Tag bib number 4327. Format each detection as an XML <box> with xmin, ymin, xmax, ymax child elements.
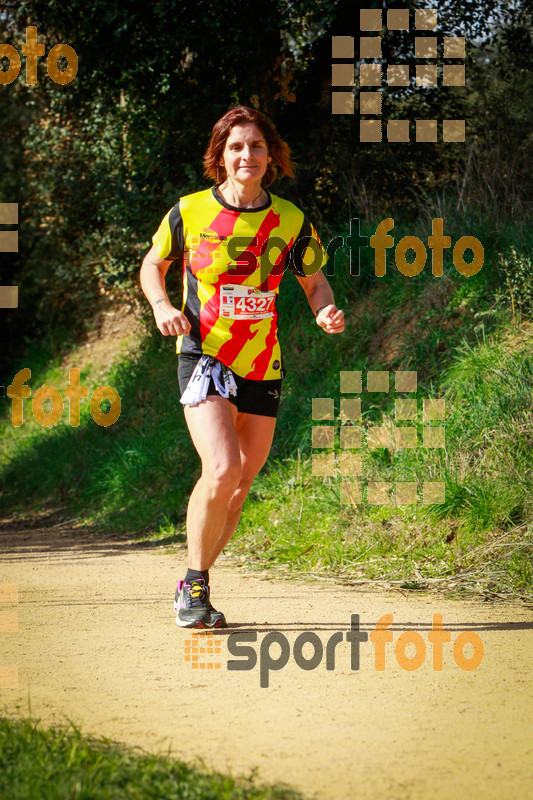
<box><xmin>235</xmin><ymin>295</ymin><xmax>275</xmax><ymax>314</ymax></box>
<box><xmin>220</xmin><ymin>285</ymin><xmax>276</xmax><ymax>319</ymax></box>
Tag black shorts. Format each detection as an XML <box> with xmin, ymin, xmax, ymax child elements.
<box><xmin>177</xmin><ymin>354</ymin><xmax>282</xmax><ymax>418</ymax></box>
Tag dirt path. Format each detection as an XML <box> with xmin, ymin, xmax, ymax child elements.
<box><xmin>1</xmin><ymin>524</ymin><xmax>532</xmax><ymax>799</ymax></box>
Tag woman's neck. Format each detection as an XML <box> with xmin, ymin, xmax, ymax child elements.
<box><xmin>217</xmin><ymin>179</ymin><xmax>265</xmax><ymax>209</ymax></box>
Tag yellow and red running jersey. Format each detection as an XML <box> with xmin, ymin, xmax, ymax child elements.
<box><xmin>152</xmin><ymin>187</ymin><xmax>327</xmax><ymax>380</ymax></box>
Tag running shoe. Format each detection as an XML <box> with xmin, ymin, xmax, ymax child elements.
<box><xmin>174</xmin><ymin>579</ymin><xmax>211</xmax><ymax>628</ymax></box>
<box><xmin>206</xmin><ymin>593</ymin><xmax>227</xmax><ymax>629</ymax></box>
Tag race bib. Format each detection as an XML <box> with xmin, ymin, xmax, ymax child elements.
<box><xmin>220</xmin><ymin>285</ymin><xmax>276</xmax><ymax>320</ymax></box>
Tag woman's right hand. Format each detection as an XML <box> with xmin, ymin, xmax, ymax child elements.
<box><xmin>140</xmin><ymin>246</ymin><xmax>190</xmax><ymax>337</ymax></box>
<box><xmin>152</xmin><ymin>300</ymin><xmax>191</xmax><ymax>337</ymax></box>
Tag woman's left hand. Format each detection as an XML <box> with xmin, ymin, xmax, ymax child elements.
<box><xmin>316</xmin><ymin>305</ymin><xmax>345</xmax><ymax>334</ymax></box>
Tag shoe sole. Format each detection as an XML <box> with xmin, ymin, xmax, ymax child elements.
<box><xmin>175</xmin><ymin>615</ymin><xmax>211</xmax><ymax>629</ymax></box>
<box><xmin>174</xmin><ymin>611</ymin><xmax>227</xmax><ymax>628</ymax></box>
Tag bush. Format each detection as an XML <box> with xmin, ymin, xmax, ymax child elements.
<box><xmin>499</xmin><ymin>247</ymin><xmax>533</xmax><ymax>319</ymax></box>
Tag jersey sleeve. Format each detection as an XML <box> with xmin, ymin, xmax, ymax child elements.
<box><xmin>288</xmin><ymin>216</ymin><xmax>328</xmax><ymax>277</ymax></box>
<box><xmin>152</xmin><ymin>203</ymin><xmax>185</xmax><ymax>261</ymax></box>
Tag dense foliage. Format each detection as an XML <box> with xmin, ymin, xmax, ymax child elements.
<box><xmin>1</xmin><ymin>0</ymin><xmax>532</xmax><ymax>370</ymax></box>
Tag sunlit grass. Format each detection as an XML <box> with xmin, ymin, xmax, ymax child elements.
<box><xmin>0</xmin><ymin>716</ymin><xmax>303</xmax><ymax>800</ymax></box>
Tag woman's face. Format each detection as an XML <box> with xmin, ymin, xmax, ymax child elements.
<box><xmin>219</xmin><ymin>123</ymin><xmax>271</xmax><ymax>186</ymax></box>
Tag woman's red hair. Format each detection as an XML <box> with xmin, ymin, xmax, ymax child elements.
<box><xmin>203</xmin><ymin>106</ymin><xmax>295</xmax><ymax>188</ymax></box>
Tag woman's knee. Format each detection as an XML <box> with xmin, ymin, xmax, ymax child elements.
<box><xmin>202</xmin><ymin>460</ymin><xmax>242</xmax><ymax>498</ymax></box>
<box><xmin>227</xmin><ymin>475</ymin><xmax>256</xmax><ymax>511</ymax></box>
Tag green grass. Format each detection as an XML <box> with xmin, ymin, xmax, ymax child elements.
<box><xmin>0</xmin><ymin>331</ymin><xmax>200</xmax><ymax>533</ymax></box>
<box><xmin>0</xmin><ymin>211</ymin><xmax>532</xmax><ymax>599</ymax></box>
<box><xmin>231</xmin><ymin>330</ymin><xmax>533</xmax><ymax>598</ymax></box>
<box><xmin>0</xmin><ymin>716</ymin><xmax>303</xmax><ymax>800</ymax></box>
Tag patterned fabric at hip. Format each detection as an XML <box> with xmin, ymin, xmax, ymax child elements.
<box><xmin>180</xmin><ymin>355</ymin><xmax>238</xmax><ymax>407</ymax></box>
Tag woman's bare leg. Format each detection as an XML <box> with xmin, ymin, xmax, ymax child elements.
<box><xmin>208</xmin><ymin>411</ymin><xmax>277</xmax><ymax>567</ymax></box>
<box><xmin>183</xmin><ymin>395</ymin><xmax>241</xmax><ymax>570</ymax></box>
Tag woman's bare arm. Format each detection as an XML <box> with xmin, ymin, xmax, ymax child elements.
<box><xmin>295</xmin><ymin>270</ymin><xmax>345</xmax><ymax>334</ymax></box>
<box><xmin>140</xmin><ymin>245</ymin><xmax>191</xmax><ymax>336</ymax></box>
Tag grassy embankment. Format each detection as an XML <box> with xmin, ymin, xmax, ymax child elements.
<box><xmin>1</xmin><ymin>212</ymin><xmax>532</xmax><ymax>600</ymax></box>
<box><xmin>0</xmin><ymin>717</ymin><xmax>302</xmax><ymax>800</ymax></box>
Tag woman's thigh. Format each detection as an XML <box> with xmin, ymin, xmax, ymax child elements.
<box><xmin>235</xmin><ymin>412</ymin><xmax>277</xmax><ymax>483</ymax></box>
<box><xmin>184</xmin><ymin>395</ymin><xmax>241</xmax><ymax>479</ymax></box>
<box><xmin>184</xmin><ymin>398</ymin><xmax>276</xmax><ymax>486</ymax></box>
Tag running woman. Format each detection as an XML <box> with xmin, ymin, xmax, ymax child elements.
<box><xmin>140</xmin><ymin>106</ymin><xmax>344</xmax><ymax>628</ymax></box>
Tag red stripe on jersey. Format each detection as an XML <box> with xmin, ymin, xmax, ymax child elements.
<box><xmin>248</xmin><ymin>313</ymin><xmax>278</xmax><ymax>378</ymax></box>
<box><xmin>216</xmin><ymin>318</ymin><xmax>259</xmax><ymax>367</ymax></box>
<box><xmin>198</xmin><ymin>208</ymin><xmax>282</xmax><ymax>347</ymax></box>
<box><xmin>259</xmin><ymin>236</ymin><xmax>293</xmax><ymax>292</ymax></box>
<box><xmin>192</xmin><ymin>210</ymin><xmax>240</xmax><ymax>343</ymax></box>
<box><xmin>228</xmin><ymin>208</ymin><xmax>282</xmax><ymax>282</ymax></box>
<box><xmin>189</xmin><ymin>208</ymin><xmax>237</xmax><ymax>275</ymax></box>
